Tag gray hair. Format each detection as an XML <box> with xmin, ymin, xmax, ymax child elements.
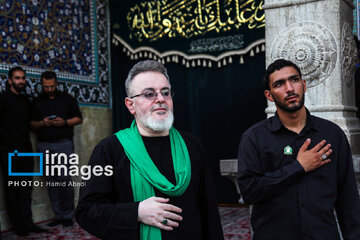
<box><xmin>125</xmin><ymin>60</ymin><xmax>170</xmax><ymax>96</ymax></box>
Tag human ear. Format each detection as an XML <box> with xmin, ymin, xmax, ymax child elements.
<box><xmin>264</xmin><ymin>90</ymin><xmax>274</xmax><ymax>102</ymax></box>
<box><xmin>125</xmin><ymin>97</ymin><xmax>136</xmax><ymax>115</ymax></box>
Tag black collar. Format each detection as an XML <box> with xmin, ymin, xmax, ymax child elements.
<box><xmin>270</xmin><ymin>108</ymin><xmax>320</xmax><ymax>133</ymax></box>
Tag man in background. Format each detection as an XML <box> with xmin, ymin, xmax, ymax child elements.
<box><xmin>0</xmin><ymin>67</ymin><xmax>47</xmax><ymax>236</ymax></box>
<box><xmin>31</xmin><ymin>71</ymin><xmax>82</xmax><ymax>227</ymax></box>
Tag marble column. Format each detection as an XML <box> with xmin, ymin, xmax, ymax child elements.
<box><xmin>263</xmin><ymin>0</ymin><xmax>360</xmax><ymax>183</ymax></box>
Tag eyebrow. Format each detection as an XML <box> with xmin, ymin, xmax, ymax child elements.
<box><xmin>142</xmin><ymin>87</ymin><xmax>170</xmax><ymax>92</ymax></box>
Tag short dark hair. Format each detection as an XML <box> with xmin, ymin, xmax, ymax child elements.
<box><xmin>264</xmin><ymin>59</ymin><xmax>302</xmax><ymax>90</ymax></box>
<box><xmin>125</xmin><ymin>60</ymin><xmax>170</xmax><ymax>96</ymax></box>
<box><xmin>8</xmin><ymin>66</ymin><xmax>25</xmax><ymax>79</ymax></box>
<box><xmin>41</xmin><ymin>71</ymin><xmax>57</xmax><ymax>83</ymax></box>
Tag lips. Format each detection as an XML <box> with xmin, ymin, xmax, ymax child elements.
<box><xmin>151</xmin><ymin>104</ymin><xmax>169</xmax><ymax>112</ymax></box>
<box><xmin>285</xmin><ymin>94</ymin><xmax>298</xmax><ymax>101</ymax></box>
<box><xmin>153</xmin><ymin>108</ymin><xmax>167</xmax><ymax>112</ymax></box>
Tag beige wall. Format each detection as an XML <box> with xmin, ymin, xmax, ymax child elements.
<box><xmin>0</xmin><ymin>106</ymin><xmax>112</xmax><ymax>231</ymax></box>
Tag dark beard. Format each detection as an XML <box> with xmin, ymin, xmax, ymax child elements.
<box><xmin>45</xmin><ymin>91</ymin><xmax>56</xmax><ymax>98</ymax></box>
<box><xmin>13</xmin><ymin>83</ymin><xmax>25</xmax><ymax>93</ymax></box>
<box><xmin>272</xmin><ymin>93</ymin><xmax>305</xmax><ymax>113</ymax></box>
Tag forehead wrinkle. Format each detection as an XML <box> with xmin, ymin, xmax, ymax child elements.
<box><xmin>142</xmin><ymin>87</ymin><xmax>155</xmax><ymax>91</ymax></box>
<box><xmin>130</xmin><ymin>72</ymin><xmax>170</xmax><ymax>95</ymax></box>
<box><xmin>288</xmin><ymin>74</ymin><xmax>300</xmax><ymax>80</ymax></box>
<box><xmin>142</xmin><ymin>87</ymin><xmax>170</xmax><ymax>91</ymax></box>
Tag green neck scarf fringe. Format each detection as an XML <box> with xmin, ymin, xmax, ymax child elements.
<box><xmin>115</xmin><ymin>120</ymin><xmax>191</xmax><ymax>240</ymax></box>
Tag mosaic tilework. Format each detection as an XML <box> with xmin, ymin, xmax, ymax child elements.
<box><xmin>0</xmin><ymin>0</ymin><xmax>111</xmax><ymax>106</ymax></box>
<box><xmin>0</xmin><ymin>0</ymin><xmax>94</xmax><ymax>82</ymax></box>
<box><xmin>354</xmin><ymin>0</ymin><xmax>358</xmax><ymax>36</ymax></box>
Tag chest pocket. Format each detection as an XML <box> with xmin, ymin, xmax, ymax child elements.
<box><xmin>262</xmin><ymin>149</ymin><xmax>296</xmax><ymax>174</ymax></box>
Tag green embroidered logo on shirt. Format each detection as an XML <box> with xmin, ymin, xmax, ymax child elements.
<box><xmin>284</xmin><ymin>145</ymin><xmax>293</xmax><ymax>155</ymax></box>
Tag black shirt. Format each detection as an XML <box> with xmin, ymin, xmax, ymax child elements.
<box><xmin>32</xmin><ymin>92</ymin><xmax>82</xmax><ymax>141</ymax></box>
<box><xmin>237</xmin><ymin>110</ymin><xmax>360</xmax><ymax>240</ymax></box>
<box><xmin>75</xmin><ymin>131</ymin><xmax>224</xmax><ymax>240</ymax></box>
<box><xmin>0</xmin><ymin>91</ymin><xmax>32</xmax><ymax>146</ymax></box>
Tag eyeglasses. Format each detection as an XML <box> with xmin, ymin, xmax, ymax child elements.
<box><xmin>130</xmin><ymin>88</ymin><xmax>174</xmax><ymax>100</ymax></box>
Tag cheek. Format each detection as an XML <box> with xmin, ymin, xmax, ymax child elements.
<box><xmin>135</xmin><ymin>103</ymin><xmax>152</xmax><ymax>114</ymax></box>
<box><xmin>166</xmin><ymin>99</ymin><xmax>174</xmax><ymax>109</ymax></box>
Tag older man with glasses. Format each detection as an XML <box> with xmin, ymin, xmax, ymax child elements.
<box><xmin>75</xmin><ymin>60</ymin><xmax>224</xmax><ymax>240</ymax></box>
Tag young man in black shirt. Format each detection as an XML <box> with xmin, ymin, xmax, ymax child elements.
<box><xmin>31</xmin><ymin>71</ymin><xmax>82</xmax><ymax>227</ymax></box>
<box><xmin>0</xmin><ymin>67</ymin><xmax>47</xmax><ymax>236</ymax></box>
<box><xmin>75</xmin><ymin>60</ymin><xmax>223</xmax><ymax>240</ymax></box>
<box><xmin>237</xmin><ymin>59</ymin><xmax>360</xmax><ymax>240</ymax></box>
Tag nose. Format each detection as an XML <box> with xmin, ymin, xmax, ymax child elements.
<box><xmin>155</xmin><ymin>92</ymin><xmax>165</xmax><ymax>102</ymax></box>
<box><xmin>285</xmin><ymin>80</ymin><xmax>294</xmax><ymax>92</ymax></box>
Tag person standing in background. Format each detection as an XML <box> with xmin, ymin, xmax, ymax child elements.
<box><xmin>31</xmin><ymin>71</ymin><xmax>82</xmax><ymax>227</ymax></box>
<box><xmin>0</xmin><ymin>66</ymin><xmax>47</xmax><ymax>236</ymax></box>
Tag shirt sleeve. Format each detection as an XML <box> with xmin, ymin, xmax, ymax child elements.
<box><xmin>335</xmin><ymin>131</ymin><xmax>360</xmax><ymax>240</ymax></box>
<box><xmin>237</xmin><ymin>133</ymin><xmax>305</xmax><ymax>204</ymax></box>
<box><xmin>68</xmin><ymin>95</ymin><xmax>82</xmax><ymax>119</ymax></box>
<box><xmin>75</xmin><ymin>139</ymin><xmax>139</xmax><ymax>240</ymax></box>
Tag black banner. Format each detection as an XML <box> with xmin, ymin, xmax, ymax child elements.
<box><xmin>111</xmin><ymin>0</ymin><xmax>264</xmax><ymax>67</ymax></box>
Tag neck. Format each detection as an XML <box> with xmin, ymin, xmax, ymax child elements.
<box><xmin>277</xmin><ymin>106</ymin><xmax>307</xmax><ymax>134</ymax></box>
<box><xmin>136</xmin><ymin>122</ymin><xmax>169</xmax><ymax>137</ymax></box>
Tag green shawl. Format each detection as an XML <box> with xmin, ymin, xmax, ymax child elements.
<box><xmin>115</xmin><ymin>120</ymin><xmax>191</xmax><ymax>240</ymax></box>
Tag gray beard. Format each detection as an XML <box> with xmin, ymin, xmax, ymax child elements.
<box><xmin>138</xmin><ymin>108</ymin><xmax>174</xmax><ymax>132</ymax></box>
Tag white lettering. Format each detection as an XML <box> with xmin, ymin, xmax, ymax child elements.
<box><xmin>80</xmin><ymin>165</ymin><xmax>91</xmax><ymax>180</ymax></box>
<box><xmin>41</xmin><ymin>152</ymin><xmax>114</xmax><ymax>180</ymax></box>
<box><xmin>45</xmin><ymin>150</ymin><xmax>50</xmax><ymax>164</ymax></box>
<box><xmin>92</xmin><ymin>165</ymin><xmax>103</xmax><ymax>176</ymax></box>
<box><xmin>51</xmin><ymin>153</ymin><xmax>58</xmax><ymax>164</ymax></box>
<box><xmin>69</xmin><ymin>153</ymin><xmax>79</xmax><ymax>164</ymax></box>
<box><xmin>51</xmin><ymin>165</ymin><xmax>67</xmax><ymax>176</ymax></box>
<box><xmin>104</xmin><ymin>165</ymin><xmax>113</xmax><ymax>176</ymax></box>
<box><xmin>68</xmin><ymin>165</ymin><xmax>79</xmax><ymax>176</ymax></box>
<box><xmin>57</xmin><ymin>153</ymin><xmax>67</xmax><ymax>164</ymax></box>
